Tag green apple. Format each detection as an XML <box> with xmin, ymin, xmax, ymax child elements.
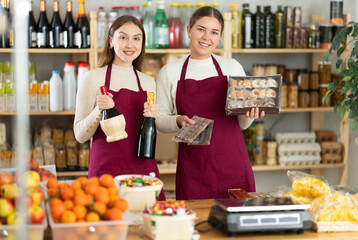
<box><xmin>0</xmin><ymin>184</ymin><xmax>19</xmax><ymax>200</ymax></box>
<box><xmin>0</xmin><ymin>198</ymin><xmax>15</xmax><ymax>218</ymax></box>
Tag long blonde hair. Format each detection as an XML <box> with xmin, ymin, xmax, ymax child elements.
<box><xmin>98</xmin><ymin>15</ymin><xmax>146</xmax><ymax>70</ymax></box>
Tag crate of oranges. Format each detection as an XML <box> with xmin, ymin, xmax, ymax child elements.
<box><xmin>44</xmin><ymin>174</ymin><xmax>129</xmax><ymax>240</ymax></box>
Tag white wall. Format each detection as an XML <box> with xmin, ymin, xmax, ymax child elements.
<box><xmin>6</xmin><ymin>0</ymin><xmax>357</xmax><ymax>193</ymax></box>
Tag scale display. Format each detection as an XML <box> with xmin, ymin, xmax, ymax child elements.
<box><xmin>208</xmin><ymin>197</ymin><xmax>312</xmax><ymax>236</ymax></box>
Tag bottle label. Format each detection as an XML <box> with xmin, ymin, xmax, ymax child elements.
<box><xmin>60</xmin><ymin>32</ymin><xmax>64</xmax><ymax>46</ymax></box>
<box><xmin>49</xmin><ymin>30</ymin><xmax>54</xmax><ymax>48</ymax></box>
<box><xmin>155</xmin><ymin>27</ymin><xmax>169</xmax><ymax>45</ymax></box>
<box><xmin>37</xmin><ymin>32</ymin><xmax>44</xmax><ymax>47</ymax></box>
<box><xmin>87</xmin><ymin>34</ymin><xmax>90</xmax><ymax>46</ymax></box>
<box><xmin>31</xmin><ymin>31</ymin><xmax>37</xmax><ymax>47</ymax></box>
<box><xmin>63</xmin><ymin>30</ymin><xmax>68</xmax><ymax>48</ymax></box>
<box><xmin>75</xmin><ymin>31</ymin><xmax>81</xmax><ymax>48</ymax></box>
<box><xmin>244</xmin><ymin>16</ymin><xmax>252</xmax><ymax>45</ymax></box>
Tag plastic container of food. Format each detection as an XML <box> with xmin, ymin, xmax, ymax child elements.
<box><xmin>114</xmin><ymin>174</ymin><xmax>163</xmax><ymax>211</ymax></box>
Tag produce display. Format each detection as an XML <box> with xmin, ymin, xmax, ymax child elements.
<box><xmin>143</xmin><ymin>201</ymin><xmax>194</xmax><ymax>216</ymax></box>
<box><xmin>46</xmin><ymin>174</ymin><xmax>128</xmax><ymax>223</ymax></box>
<box><xmin>0</xmin><ymin>170</ymin><xmax>46</xmax><ymax>225</ymax></box>
<box><xmin>118</xmin><ymin>175</ymin><xmax>161</xmax><ymax>187</ymax></box>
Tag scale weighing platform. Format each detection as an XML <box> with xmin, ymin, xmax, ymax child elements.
<box><xmin>208</xmin><ymin>197</ymin><xmax>312</xmax><ymax>236</ymax></box>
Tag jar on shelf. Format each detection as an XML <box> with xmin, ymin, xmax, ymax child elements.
<box><xmin>298</xmin><ymin>90</ymin><xmax>309</xmax><ymax>107</ymax></box>
<box><xmin>309</xmin><ymin>71</ymin><xmax>320</xmax><ymax>90</ymax></box>
<box><xmin>252</xmin><ymin>64</ymin><xmax>265</xmax><ymax>76</ymax></box>
<box><xmin>308</xmin><ymin>23</ymin><xmax>320</xmax><ymax>48</ymax></box>
<box><xmin>319</xmin><ymin>84</ymin><xmax>331</xmax><ymax>107</ymax></box>
<box><xmin>265</xmin><ymin>65</ymin><xmax>278</xmax><ymax>75</ymax></box>
<box><xmin>284</xmin><ymin>69</ymin><xmax>297</xmax><ymax>82</ymax></box>
<box><xmin>287</xmin><ymin>82</ymin><xmax>298</xmax><ymax>108</ymax></box>
<box><xmin>297</xmin><ymin>70</ymin><xmax>309</xmax><ymax>90</ymax></box>
<box><xmin>318</xmin><ymin>61</ymin><xmax>332</xmax><ymax>84</ymax></box>
<box><xmin>78</xmin><ymin>142</ymin><xmax>90</xmax><ymax>171</ymax></box>
<box><xmin>55</xmin><ymin>144</ymin><xmax>67</xmax><ymax>172</ymax></box>
<box><xmin>266</xmin><ymin>141</ymin><xmax>277</xmax><ymax>166</ymax></box>
<box><xmin>309</xmin><ymin>90</ymin><xmax>319</xmax><ymax>107</ymax></box>
<box><xmin>280</xmin><ymin>82</ymin><xmax>287</xmax><ymax>108</ymax></box>
<box><xmin>277</xmin><ymin>65</ymin><xmax>286</xmax><ymax>78</ymax></box>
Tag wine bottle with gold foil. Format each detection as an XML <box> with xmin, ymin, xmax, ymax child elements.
<box><xmin>37</xmin><ymin>0</ymin><xmax>50</xmax><ymax>48</ymax></box>
<box><xmin>137</xmin><ymin>92</ymin><xmax>157</xmax><ymax>159</ymax></box>
<box><xmin>50</xmin><ymin>0</ymin><xmax>64</xmax><ymax>48</ymax></box>
<box><xmin>63</xmin><ymin>0</ymin><xmax>76</xmax><ymax>48</ymax></box>
<box><xmin>75</xmin><ymin>0</ymin><xmax>90</xmax><ymax>48</ymax></box>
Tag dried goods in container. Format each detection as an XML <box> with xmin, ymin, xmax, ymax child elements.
<box><xmin>309</xmin><ymin>90</ymin><xmax>319</xmax><ymax>107</ymax></box>
<box><xmin>287</xmin><ymin>83</ymin><xmax>298</xmax><ymax>108</ymax></box>
<box><xmin>309</xmin><ymin>71</ymin><xmax>320</xmax><ymax>90</ymax></box>
<box><xmin>298</xmin><ymin>90</ymin><xmax>309</xmax><ymax>107</ymax></box>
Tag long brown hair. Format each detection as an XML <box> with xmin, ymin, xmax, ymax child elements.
<box><xmin>98</xmin><ymin>15</ymin><xmax>146</xmax><ymax>70</ymax></box>
<box><xmin>189</xmin><ymin>6</ymin><xmax>224</xmax><ymax>34</ymax></box>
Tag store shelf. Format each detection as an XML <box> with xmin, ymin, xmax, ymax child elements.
<box><xmin>281</xmin><ymin>107</ymin><xmax>334</xmax><ymax>113</ymax></box>
<box><xmin>97</xmin><ymin>48</ymin><xmax>225</xmax><ymax>54</ymax></box>
<box><xmin>0</xmin><ymin>48</ymin><xmax>91</xmax><ymax>54</ymax></box>
<box><xmin>231</xmin><ymin>48</ymin><xmax>328</xmax><ymax>54</ymax></box>
<box><xmin>57</xmin><ymin>171</ymin><xmax>88</xmax><ymax>177</ymax></box>
<box><xmin>252</xmin><ymin>163</ymin><xmax>345</xmax><ymax>171</ymax></box>
<box><xmin>0</xmin><ymin>111</ymin><xmax>75</xmax><ymax>116</ymax></box>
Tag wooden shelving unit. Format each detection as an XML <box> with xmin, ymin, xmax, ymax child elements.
<box><xmin>0</xmin><ymin>11</ymin><xmax>349</xmax><ymax>186</ymax></box>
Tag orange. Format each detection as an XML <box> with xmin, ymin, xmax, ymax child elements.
<box><xmin>94</xmin><ymin>187</ymin><xmax>109</xmax><ymax>205</ymax></box>
<box><xmin>75</xmin><ymin>189</ymin><xmax>85</xmax><ymax>196</ymax></box>
<box><xmin>63</xmin><ymin>199</ymin><xmax>74</xmax><ymax>210</ymax></box>
<box><xmin>92</xmin><ymin>201</ymin><xmax>107</xmax><ymax>215</ymax></box>
<box><xmin>73</xmin><ymin>205</ymin><xmax>87</xmax><ymax>220</ymax></box>
<box><xmin>61</xmin><ymin>187</ymin><xmax>75</xmax><ymax>201</ymax></box>
<box><xmin>74</xmin><ymin>195</ymin><xmax>87</xmax><ymax>206</ymax></box>
<box><xmin>49</xmin><ymin>198</ymin><xmax>63</xmax><ymax>208</ymax></box>
<box><xmin>109</xmin><ymin>195</ymin><xmax>120</xmax><ymax>206</ymax></box>
<box><xmin>107</xmin><ymin>186</ymin><xmax>118</xmax><ymax>197</ymax></box>
<box><xmin>86</xmin><ymin>211</ymin><xmax>100</xmax><ymax>222</ymax></box>
<box><xmin>85</xmin><ymin>194</ymin><xmax>94</xmax><ymax>206</ymax></box>
<box><xmin>88</xmin><ymin>177</ymin><xmax>100</xmax><ymax>186</ymax></box>
<box><xmin>99</xmin><ymin>174</ymin><xmax>114</xmax><ymax>188</ymax></box>
<box><xmin>61</xmin><ymin>210</ymin><xmax>77</xmax><ymax>223</ymax></box>
<box><xmin>51</xmin><ymin>203</ymin><xmax>66</xmax><ymax>219</ymax></box>
<box><xmin>105</xmin><ymin>208</ymin><xmax>123</xmax><ymax>221</ymax></box>
<box><xmin>59</xmin><ymin>182</ymin><xmax>70</xmax><ymax>189</ymax></box>
<box><xmin>46</xmin><ymin>178</ymin><xmax>60</xmax><ymax>189</ymax></box>
<box><xmin>85</xmin><ymin>182</ymin><xmax>99</xmax><ymax>195</ymax></box>
<box><xmin>71</xmin><ymin>180</ymin><xmax>82</xmax><ymax>191</ymax></box>
<box><xmin>48</xmin><ymin>188</ymin><xmax>60</xmax><ymax>198</ymax></box>
<box><xmin>111</xmin><ymin>198</ymin><xmax>128</xmax><ymax>212</ymax></box>
<box><xmin>77</xmin><ymin>176</ymin><xmax>88</xmax><ymax>187</ymax></box>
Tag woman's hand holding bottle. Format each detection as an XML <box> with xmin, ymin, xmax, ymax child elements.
<box><xmin>96</xmin><ymin>92</ymin><xmax>114</xmax><ymax>111</ymax></box>
<box><xmin>143</xmin><ymin>102</ymin><xmax>160</xmax><ymax>119</ymax></box>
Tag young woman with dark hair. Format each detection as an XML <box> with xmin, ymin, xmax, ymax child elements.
<box><xmin>74</xmin><ymin>16</ymin><xmax>164</xmax><ymax>198</ymax></box>
<box><xmin>156</xmin><ymin>7</ymin><xmax>265</xmax><ymax>200</ymax></box>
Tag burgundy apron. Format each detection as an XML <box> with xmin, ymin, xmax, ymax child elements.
<box><xmin>175</xmin><ymin>55</ymin><xmax>255</xmax><ymax>200</ymax></box>
<box><xmin>89</xmin><ymin>63</ymin><xmax>165</xmax><ymax>200</ymax></box>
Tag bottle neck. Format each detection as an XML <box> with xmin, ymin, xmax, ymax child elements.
<box><xmin>78</xmin><ymin>0</ymin><xmax>86</xmax><ymax>17</ymax></box>
<box><xmin>40</xmin><ymin>1</ymin><xmax>46</xmax><ymax>12</ymax></box>
<box><xmin>53</xmin><ymin>1</ymin><xmax>59</xmax><ymax>12</ymax></box>
<box><xmin>66</xmin><ymin>1</ymin><xmax>72</xmax><ymax>12</ymax></box>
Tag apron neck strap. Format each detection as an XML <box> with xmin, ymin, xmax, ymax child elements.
<box><xmin>105</xmin><ymin>63</ymin><xmax>144</xmax><ymax>92</ymax></box>
<box><xmin>180</xmin><ymin>55</ymin><xmax>224</xmax><ymax>81</ymax></box>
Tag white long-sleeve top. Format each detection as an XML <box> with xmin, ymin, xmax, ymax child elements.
<box><xmin>156</xmin><ymin>54</ymin><xmax>254</xmax><ymax>133</ymax></box>
<box><xmin>74</xmin><ymin>64</ymin><xmax>155</xmax><ymax>143</ymax></box>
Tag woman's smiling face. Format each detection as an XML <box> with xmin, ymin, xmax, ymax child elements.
<box><xmin>187</xmin><ymin>16</ymin><xmax>222</xmax><ymax>60</ymax></box>
<box><xmin>110</xmin><ymin>22</ymin><xmax>143</xmax><ymax>67</ymax></box>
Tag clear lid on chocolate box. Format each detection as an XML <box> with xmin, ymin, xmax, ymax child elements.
<box><xmin>225</xmin><ymin>74</ymin><xmax>283</xmax><ymax>115</ymax></box>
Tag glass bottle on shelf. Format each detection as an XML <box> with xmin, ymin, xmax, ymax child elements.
<box><xmin>63</xmin><ymin>0</ymin><xmax>76</xmax><ymax>48</ymax></box>
<box><xmin>242</xmin><ymin>3</ymin><xmax>254</xmax><ymax>48</ymax></box>
<box><xmin>130</xmin><ymin>6</ymin><xmax>142</xmax><ymax>23</ymax></box>
<box><xmin>107</xmin><ymin>10</ymin><xmax>117</xmax><ymax>33</ymax></box>
<box><xmin>0</xmin><ymin>0</ymin><xmax>10</xmax><ymax>48</ymax></box>
<box><xmin>181</xmin><ymin>3</ymin><xmax>194</xmax><ymax>48</ymax></box>
<box><xmin>264</xmin><ymin>6</ymin><xmax>275</xmax><ymax>48</ymax></box>
<box><xmin>210</xmin><ymin>2</ymin><xmax>223</xmax><ymax>48</ymax></box>
<box><xmin>274</xmin><ymin>5</ymin><xmax>285</xmax><ymax>48</ymax></box>
<box><xmin>37</xmin><ymin>0</ymin><xmax>50</xmax><ymax>48</ymax></box>
<box><xmin>28</xmin><ymin>62</ymin><xmax>37</xmax><ymax>111</ymax></box>
<box><xmin>143</xmin><ymin>0</ymin><xmax>155</xmax><ymax>49</ymax></box>
<box><xmin>230</xmin><ymin>4</ymin><xmax>242</xmax><ymax>49</ymax></box>
<box><xmin>50</xmin><ymin>0</ymin><xmax>64</xmax><ymax>48</ymax></box>
<box><xmin>168</xmin><ymin>2</ymin><xmax>182</xmax><ymax>49</ymax></box>
<box><xmin>28</xmin><ymin>0</ymin><xmax>37</xmax><ymax>48</ymax></box>
<box><xmin>97</xmin><ymin>6</ymin><xmax>107</xmax><ymax>49</ymax></box>
<box><xmin>76</xmin><ymin>0</ymin><xmax>90</xmax><ymax>48</ymax></box>
<box><xmin>254</xmin><ymin>5</ymin><xmax>264</xmax><ymax>48</ymax></box>
<box><xmin>154</xmin><ymin>0</ymin><xmax>169</xmax><ymax>49</ymax></box>
<box><xmin>4</xmin><ymin>62</ymin><xmax>15</xmax><ymax>112</ymax></box>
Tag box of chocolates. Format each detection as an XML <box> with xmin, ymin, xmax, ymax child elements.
<box><xmin>225</xmin><ymin>75</ymin><xmax>283</xmax><ymax>115</ymax></box>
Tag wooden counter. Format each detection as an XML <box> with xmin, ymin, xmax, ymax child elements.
<box><xmin>127</xmin><ymin>199</ymin><xmax>358</xmax><ymax>240</ymax></box>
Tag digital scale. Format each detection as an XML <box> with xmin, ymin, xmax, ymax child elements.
<box><xmin>208</xmin><ymin>197</ymin><xmax>312</xmax><ymax>236</ymax></box>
